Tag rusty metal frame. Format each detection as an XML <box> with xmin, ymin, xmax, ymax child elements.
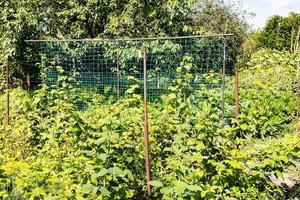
<box><xmin>143</xmin><ymin>47</ymin><xmax>151</xmax><ymax>196</ymax></box>
<box><xmin>23</xmin><ymin>35</ymin><xmax>236</xmax><ymax>195</ymax></box>
<box><xmin>25</xmin><ymin>34</ymin><xmax>234</xmax><ymax>43</ymax></box>
<box><xmin>221</xmin><ymin>39</ymin><xmax>226</xmax><ymax>118</ymax></box>
<box><xmin>6</xmin><ymin>59</ymin><xmax>10</xmax><ymax>125</ymax></box>
<box><xmin>296</xmin><ymin>60</ymin><xmax>300</xmax><ymax>133</ymax></box>
<box><xmin>297</xmin><ymin>82</ymin><xmax>299</xmax><ymax>133</ymax></box>
<box><xmin>235</xmin><ymin>65</ymin><xmax>239</xmax><ymax>119</ymax></box>
<box><xmin>117</xmin><ymin>49</ymin><xmax>120</xmax><ymax>100</ymax></box>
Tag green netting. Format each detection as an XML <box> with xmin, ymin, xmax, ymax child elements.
<box><xmin>39</xmin><ymin>36</ymin><xmax>232</xmax><ymax>102</ymax></box>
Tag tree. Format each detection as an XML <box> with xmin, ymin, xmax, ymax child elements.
<box><xmin>0</xmin><ymin>0</ymin><xmax>43</xmax><ymax>87</ymax></box>
<box><xmin>192</xmin><ymin>0</ymin><xmax>250</xmax><ymax>70</ymax></box>
<box><xmin>257</xmin><ymin>12</ymin><xmax>300</xmax><ymax>51</ymax></box>
<box><xmin>0</xmin><ymin>0</ymin><xmax>249</xmax><ymax>87</ymax></box>
<box><xmin>192</xmin><ymin>0</ymin><xmax>249</xmax><ymax>35</ymax></box>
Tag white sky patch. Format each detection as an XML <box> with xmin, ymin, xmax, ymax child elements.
<box><xmin>243</xmin><ymin>0</ymin><xmax>300</xmax><ymax>29</ymax></box>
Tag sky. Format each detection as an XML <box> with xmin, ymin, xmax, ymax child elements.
<box><xmin>244</xmin><ymin>0</ymin><xmax>300</xmax><ymax>29</ymax></box>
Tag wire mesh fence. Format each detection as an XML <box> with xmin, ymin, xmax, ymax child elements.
<box><xmin>28</xmin><ymin>35</ymin><xmax>235</xmax><ymax>195</ymax></box>
<box><xmin>0</xmin><ymin>34</ymin><xmax>239</xmax><ymax>131</ymax></box>
<box><xmin>36</xmin><ymin>35</ymin><xmax>234</xmax><ymax>194</ymax></box>
<box><xmin>5</xmin><ymin>35</ymin><xmax>300</xmax><ymax>196</ymax></box>
<box><xmin>0</xmin><ymin>77</ymin><xmax>6</xmax><ymax>125</ymax></box>
<box><xmin>37</xmin><ymin>35</ymin><xmax>233</xmax><ymax>103</ymax></box>
<box><xmin>0</xmin><ymin>61</ymin><xmax>9</xmax><ymax>125</ymax></box>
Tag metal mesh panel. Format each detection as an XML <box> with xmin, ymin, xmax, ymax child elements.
<box><xmin>39</xmin><ymin>36</ymin><xmax>231</xmax><ymax>102</ymax></box>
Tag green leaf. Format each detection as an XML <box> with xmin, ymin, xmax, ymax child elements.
<box><xmin>84</xmin><ymin>164</ymin><xmax>95</xmax><ymax>173</ymax></box>
<box><xmin>150</xmin><ymin>180</ymin><xmax>163</xmax><ymax>187</ymax></box>
<box><xmin>275</xmin><ymin>171</ymin><xmax>284</xmax><ymax>179</ymax></box>
<box><xmin>188</xmin><ymin>185</ymin><xmax>202</xmax><ymax>191</ymax></box>
<box><xmin>240</xmin><ymin>123</ymin><xmax>249</xmax><ymax>131</ymax></box>
<box><xmin>98</xmin><ymin>168</ymin><xmax>109</xmax><ymax>177</ymax></box>
<box><xmin>225</xmin><ymin>160</ymin><xmax>243</xmax><ymax>169</ymax></box>
<box><xmin>95</xmin><ymin>137</ymin><xmax>106</xmax><ymax>145</ymax></box>
<box><xmin>100</xmin><ymin>187</ymin><xmax>111</xmax><ymax>197</ymax></box>
<box><xmin>82</xmin><ymin>183</ymin><xmax>94</xmax><ymax>194</ymax></box>
<box><xmin>173</xmin><ymin>181</ymin><xmax>188</xmax><ymax>194</ymax></box>
<box><xmin>201</xmin><ymin>190</ymin><xmax>209</xmax><ymax>198</ymax></box>
<box><xmin>97</xmin><ymin>153</ymin><xmax>107</xmax><ymax>162</ymax></box>
<box><xmin>110</xmin><ymin>167</ymin><xmax>125</xmax><ymax>177</ymax></box>
<box><xmin>44</xmin><ymin>196</ymin><xmax>59</xmax><ymax>200</ymax></box>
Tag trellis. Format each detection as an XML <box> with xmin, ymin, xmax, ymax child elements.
<box><xmin>33</xmin><ymin>35</ymin><xmax>234</xmax><ymax>102</ymax></box>
<box><xmin>4</xmin><ymin>34</ymin><xmax>237</xmax><ymax>195</ymax></box>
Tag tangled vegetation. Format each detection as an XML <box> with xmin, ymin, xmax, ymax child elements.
<box><xmin>0</xmin><ymin>50</ymin><xmax>299</xmax><ymax>199</ymax></box>
<box><xmin>0</xmin><ymin>0</ymin><xmax>299</xmax><ymax>199</ymax></box>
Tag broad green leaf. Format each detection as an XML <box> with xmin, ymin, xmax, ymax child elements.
<box><xmin>150</xmin><ymin>180</ymin><xmax>163</xmax><ymax>187</ymax></box>
<box><xmin>82</xmin><ymin>183</ymin><xmax>94</xmax><ymax>194</ymax></box>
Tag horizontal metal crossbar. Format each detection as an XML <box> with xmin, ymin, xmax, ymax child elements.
<box><xmin>25</xmin><ymin>33</ymin><xmax>235</xmax><ymax>43</ymax></box>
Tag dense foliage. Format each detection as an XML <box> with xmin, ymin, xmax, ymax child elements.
<box><xmin>0</xmin><ymin>50</ymin><xmax>299</xmax><ymax>199</ymax></box>
<box><xmin>0</xmin><ymin>0</ymin><xmax>249</xmax><ymax>87</ymax></box>
<box><xmin>256</xmin><ymin>12</ymin><xmax>300</xmax><ymax>51</ymax></box>
<box><xmin>0</xmin><ymin>1</ymin><xmax>300</xmax><ymax>199</ymax></box>
<box><xmin>236</xmin><ymin>49</ymin><xmax>299</xmax><ymax>138</ymax></box>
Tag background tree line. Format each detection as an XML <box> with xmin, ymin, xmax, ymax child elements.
<box><xmin>0</xmin><ymin>0</ymin><xmax>248</xmax><ymax>87</ymax></box>
<box><xmin>0</xmin><ymin>0</ymin><xmax>299</xmax><ymax>87</ymax></box>
<box><xmin>243</xmin><ymin>12</ymin><xmax>300</xmax><ymax>60</ymax></box>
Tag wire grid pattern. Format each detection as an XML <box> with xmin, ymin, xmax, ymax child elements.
<box><xmin>0</xmin><ymin>64</ymin><xmax>8</xmax><ymax>124</ymax></box>
<box><xmin>39</xmin><ymin>36</ymin><xmax>231</xmax><ymax>102</ymax></box>
<box><xmin>0</xmin><ymin>85</ymin><xmax>5</xmax><ymax>125</ymax></box>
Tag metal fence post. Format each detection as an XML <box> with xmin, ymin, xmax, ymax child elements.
<box><xmin>143</xmin><ymin>47</ymin><xmax>151</xmax><ymax>196</ymax></box>
<box><xmin>296</xmin><ymin>60</ymin><xmax>300</xmax><ymax>133</ymax></box>
<box><xmin>117</xmin><ymin>49</ymin><xmax>120</xmax><ymax>100</ymax></box>
<box><xmin>221</xmin><ymin>39</ymin><xmax>226</xmax><ymax>118</ymax></box>
<box><xmin>6</xmin><ymin>58</ymin><xmax>10</xmax><ymax>125</ymax></box>
<box><xmin>235</xmin><ymin>65</ymin><xmax>239</xmax><ymax>119</ymax></box>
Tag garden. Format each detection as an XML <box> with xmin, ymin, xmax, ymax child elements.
<box><xmin>0</xmin><ymin>0</ymin><xmax>300</xmax><ymax>199</ymax></box>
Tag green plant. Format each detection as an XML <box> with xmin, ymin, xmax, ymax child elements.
<box><xmin>0</xmin><ymin>54</ymin><xmax>299</xmax><ymax>199</ymax></box>
<box><xmin>257</xmin><ymin>12</ymin><xmax>300</xmax><ymax>51</ymax></box>
<box><xmin>232</xmin><ymin>49</ymin><xmax>299</xmax><ymax>138</ymax></box>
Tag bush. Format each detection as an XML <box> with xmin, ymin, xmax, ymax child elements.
<box><xmin>233</xmin><ymin>49</ymin><xmax>299</xmax><ymax>138</ymax></box>
<box><xmin>0</xmin><ymin>56</ymin><xmax>299</xmax><ymax>199</ymax></box>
